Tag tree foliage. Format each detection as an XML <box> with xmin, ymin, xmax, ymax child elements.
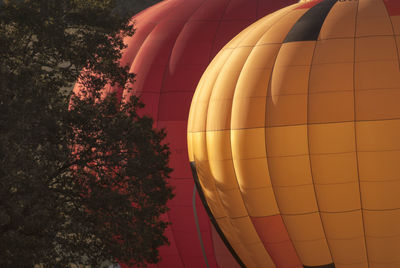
<box><xmin>0</xmin><ymin>0</ymin><xmax>173</xmax><ymax>267</ymax></box>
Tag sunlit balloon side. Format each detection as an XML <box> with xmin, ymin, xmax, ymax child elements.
<box><xmin>188</xmin><ymin>0</ymin><xmax>400</xmax><ymax>267</ymax></box>
<box><xmin>73</xmin><ymin>0</ymin><xmax>299</xmax><ymax>267</ymax></box>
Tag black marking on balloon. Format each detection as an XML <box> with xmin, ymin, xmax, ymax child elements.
<box><xmin>304</xmin><ymin>263</ymin><xmax>335</xmax><ymax>268</ymax></box>
<box><xmin>284</xmin><ymin>0</ymin><xmax>338</xmax><ymax>43</ymax></box>
<box><xmin>190</xmin><ymin>162</ymin><xmax>246</xmax><ymax>268</ymax></box>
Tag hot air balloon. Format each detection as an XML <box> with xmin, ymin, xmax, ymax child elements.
<box><xmin>188</xmin><ymin>0</ymin><xmax>400</xmax><ymax>267</ymax></box>
<box><xmin>73</xmin><ymin>0</ymin><xmax>299</xmax><ymax>267</ymax></box>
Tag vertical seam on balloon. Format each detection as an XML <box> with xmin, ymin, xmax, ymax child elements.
<box><xmin>120</xmin><ymin>21</ymin><xmax>158</xmax><ymax>101</ymax></box>
<box><xmin>264</xmin><ymin>55</ymin><xmax>304</xmax><ymax>266</ymax></box>
<box><xmin>122</xmin><ymin>10</ymin><xmax>182</xmax><ymax>267</ymax></box>
<box><xmin>302</xmin><ymin>0</ymin><xmax>341</xmax><ymax>265</ymax></box>
<box><xmin>252</xmin><ymin>3</ymin><xmax>302</xmax><ymax>47</ymax></box>
<box><xmin>203</xmin><ymin>9</ymin><xmax>277</xmax><ymax>266</ymax></box>
<box><xmin>192</xmin><ymin>186</ymin><xmax>211</xmax><ymax>268</ymax></box>
<box><xmin>382</xmin><ymin>0</ymin><xmax>400</xmax><ymax>70</ymax></box>
<box><xmin>260</xmin><ymin>2</ymin><xmax>319</xmax><ymax>265</ymax></box>
<box><xmin>196</xmin><ymin>4</ymin><xmax>302</xmax><ymax>267</ymax></box>
<box><xmin>212</xmin><ymin>30</ymin><xmax>270</xmax><ymax>267</ymax></box>
<box><xmin>228</xmin><ymin>49</ymin><xmax>277</xmax><ymax>267</ymax></box>
<box><xmin>197</xmin><ymin>45</ymin><xmax>245</xmax><ymax>266</ymax></box>
<box><xmin>190</xmin><ymin>162</ymin><xmax>246</xmax><ymax>267</ymax></box>
<box><xmin>122</xmin><ymin>1</ymin><xmax>180</xmax><ymax>103</ymax></box>
<box><xmin>125</xmin><ymin>0</ymin><xmax>174</xmax><ymax>71</ymax></box>
<box><xmin>122</xmin><ymin>3</ymin><xmax>182</xmax><ymax>104</ymax></box>
<box><xmin>262</xmin><ymin>3</ymin><xmax>321</xmax><ymax>266</ymax></box>
<box><xmin>306</xmin><ymin>39</ymin><xmax>335</xmax><ymax>265</ymax></box>
<box><xmin>205</xmin><ymin>13</ymin><xmax>282</xmax><ymax>265</ymax></box>
<box><xmin>154</xmin><ymin>1</ymin><xmax>209</xmax><ymax>267</ymax></box>
<box><xmin>352</xmin><ymin>0</ymin><xmax>370</xmax><ymax>267</ymax></box>
<box><xmin>208</xmin><ymin>0</ymin><xmax>232</xmax><ymax>62</ymax></box>
<box><xmin>225</xmin><ymin>5</ymin><xmax>306</xmax><ymax>266</ymax></box>
<box><xmin>152</xmin><ymin>0</ymin><xmax>210</xmax><ymax>266</ymax></box>
<box><xmin>232</xmin><ymin>4</ymin><xmax>316</xmax><ymax>266</ymax></box>
<box><xmin>155</xmin><ymin>0</ymin><xmax>208</xmax><ymax>125</ymax></box>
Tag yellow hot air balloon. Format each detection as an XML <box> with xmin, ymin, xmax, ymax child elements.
<box><xmin>188</xmin><ymin>0</ymin><xmax>400</xmax><ymax>267</ymax></box>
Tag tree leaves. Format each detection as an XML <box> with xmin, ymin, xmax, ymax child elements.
<box><xmin>0</xmin><ymin>0</ymin><xmax>173</xmax><ymax>267</ymax></box>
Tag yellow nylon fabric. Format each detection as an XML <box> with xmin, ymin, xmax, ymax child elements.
<box><xmin>189</xmin><ymin>0</ymin><xmax>400</xmax><ymax>267</ymax></box>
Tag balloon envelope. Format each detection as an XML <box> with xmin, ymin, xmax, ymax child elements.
<box><xmin>188</xmin><ymin>0</ymin><xmax>400</xmax><ymax>267</ymax></box>
<box><xmin>73</xmin><ymin>0</ymin><xmax>299</xmax><ymax>267</ymax></box>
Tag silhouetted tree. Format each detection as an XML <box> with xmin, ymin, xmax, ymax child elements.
<box><xmin>0</xmin><ymin>0</ymin><xmax>173</xmax><ymax>267</ymax></box>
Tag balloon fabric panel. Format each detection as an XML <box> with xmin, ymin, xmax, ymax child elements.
<box><xmin>82</xmin><ymin>0</ymin><xmax>303</xmax><ymax>267</ymax></box>
<box><xmin>188</xmin><ymin>2</ymin><xmax>307</xmax><ymax>268</ymax></box>
<box><xmin>188</xmin><ymin>0</ymin><xmax>400</xmax><ymax>267</ymax></box>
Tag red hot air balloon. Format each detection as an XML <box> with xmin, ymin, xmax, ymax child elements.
<box><xmin>75</xmin><ymin>0</ymin><xmax>299</xmax><ymax>267</ymax></box>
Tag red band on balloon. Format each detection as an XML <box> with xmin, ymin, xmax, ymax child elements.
<box><xmin>251</xmin><ymin>215</ymin><xmax>302</xmax><ymax>268</ymax></box>
<box><xmin>383</xmin><ymin>0</ymin><xmax>400</xmax><ymax>16</ymax></box>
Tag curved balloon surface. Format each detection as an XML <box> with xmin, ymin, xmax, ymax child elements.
<box><xmin>73</xmin><ymin>0</ymin><xmax>299</xmax><ymax>267</ymax></box>
<box><xmin>188</xmin><ymin>0</ymin><xmax>400</xmax><ymax>267</ymax></box>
